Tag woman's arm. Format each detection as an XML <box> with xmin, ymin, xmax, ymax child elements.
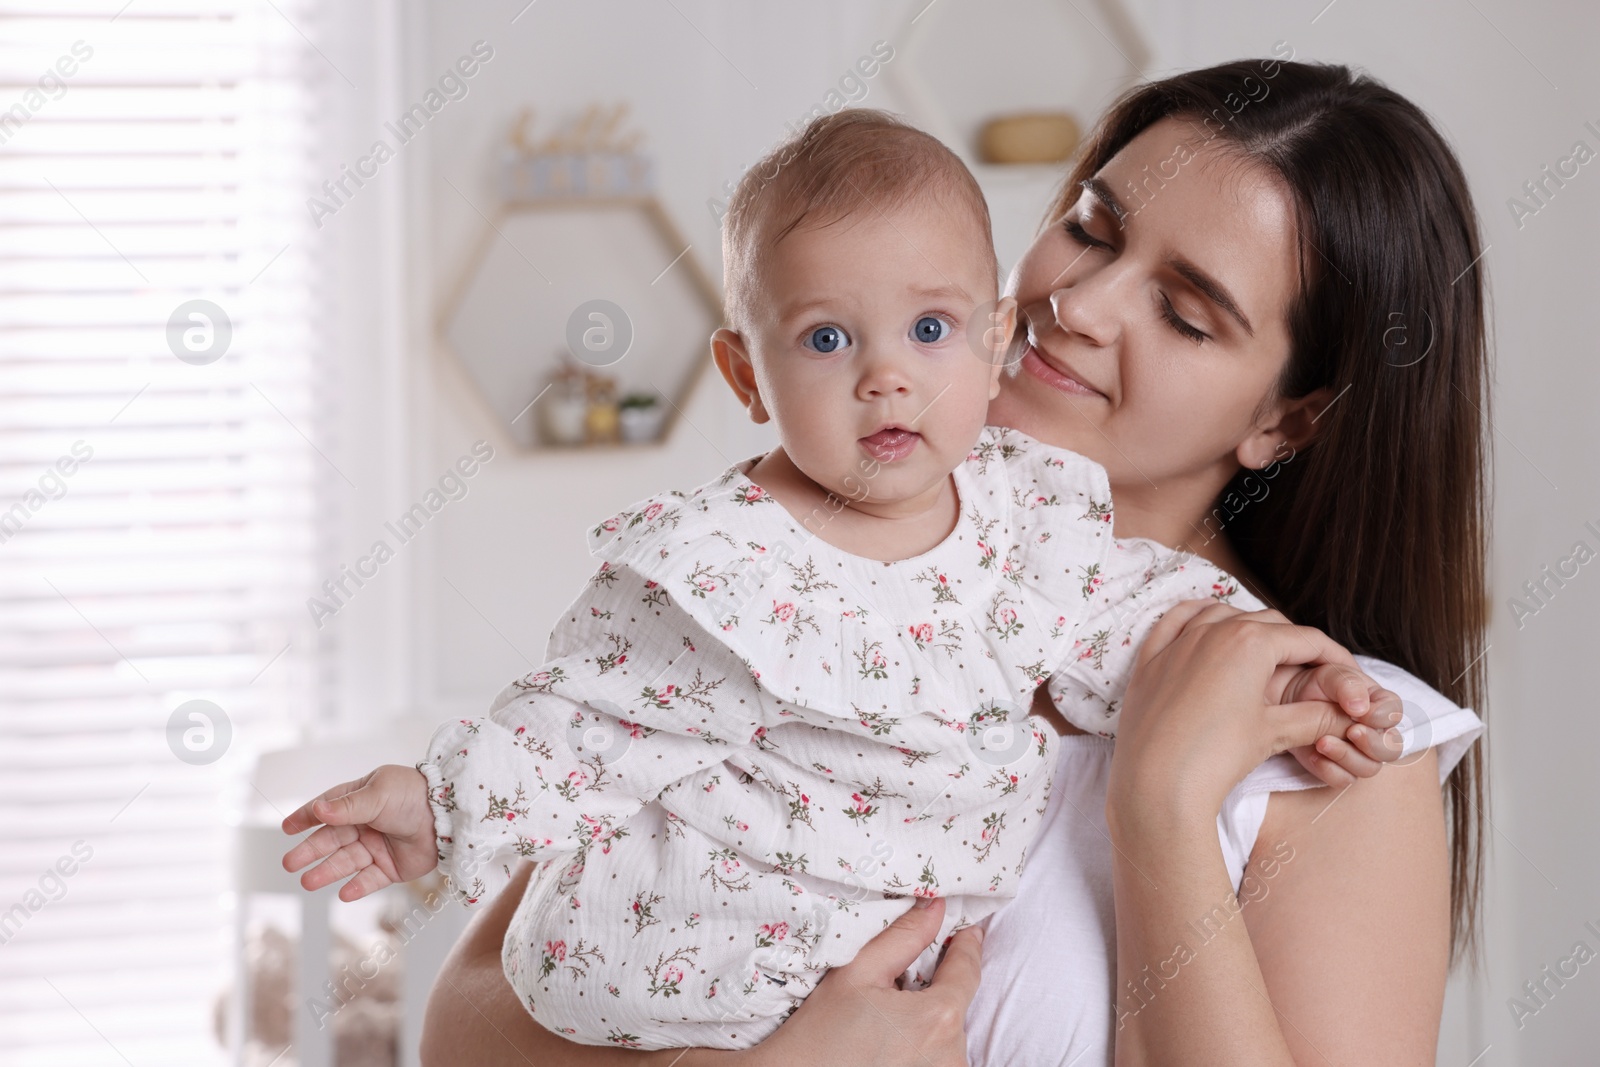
<box><xmin>1106</xmin><ymin>603</ymin><xmax>1449</xmax><ymax>1066</ymax></box>
<box><xmin>419</xmin><ymin>862</ymin><xmax>709</xmax><ymax>1067</ymax></box>
<box><xmin>419</xmin><ymin>862</ymin><xmax>983</xmax><ymax>1067</ymax></box>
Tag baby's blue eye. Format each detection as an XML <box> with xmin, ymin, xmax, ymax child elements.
<box><xmin>805</xmin><ymin>325</ymin><xmax>849</xmax><ymax>353</ymax></box>
<box><xmin>912</xmin><ymin>316</ymin><xmax>951</xmax><ymax>344</ymax></box>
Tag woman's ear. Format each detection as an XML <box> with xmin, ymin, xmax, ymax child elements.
<box><xmin>711</xmin><ymin>328</ymin><xmax>769</xmax><ymax>424</ymax></box>
<box><xmin>983</xmin><ymin>297</ymin><xmax>1018</xmax><ymax>400</ymax></box>
<box><xmin>1236</xmin><ymin>385</ymin><xmax>1334</xmax><ymax>469</ymax></box>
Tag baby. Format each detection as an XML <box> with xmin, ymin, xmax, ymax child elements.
<box><xmin>282</xmin><ymin>110</ymin><xmax>1394</xmax><ymax>1051</ymax></box>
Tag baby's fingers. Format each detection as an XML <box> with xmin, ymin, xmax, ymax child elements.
<box><xmin>1314</xmin><ymin>733</ymin><xmax>1383</xmax><ymax>780</ymax></box>
<box><xmin>296</xmin><ymin>835</ymin><xmax>381</xmax><ymax>895</ymax></box>
<box><xmin>283</xmin><ymin>821</ymin><xmax>357</xmax><ymax>875</ymax></box>
<box><xmin>282</xmin><ymin>775</ymin><xmax>369</xmax><ymax>834</ymax></box>
<box><xmin>1288</xmin><ymin>663</ymin><xmax>1371</xmax><ymax>718</ymax></box>
<box><xmin>337</xmin><ymin>863</ymin><xmax>398</xmax><ymax>903</ymax></box>
<box><xmin>1347</xmin><ymin>722</ymin><xmax>1405</xmax><ymax>764</ymax></box>
<box><xmin>1290</xmin><ymin>743</ymin><xmax>1354</xmax><ymax>788</ymax></box>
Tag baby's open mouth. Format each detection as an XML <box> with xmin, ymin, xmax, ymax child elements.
<box><xmin>860</xmin><ymin>427</ymin><xmax>921</xmax><ymax>462</ymax></box>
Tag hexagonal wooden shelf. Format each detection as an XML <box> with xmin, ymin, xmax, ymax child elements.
<box><xmin>440</xmin><ymin>196</ymin><xmax>722</xmax><ymax>450</ymax></box>
<box><xmin>889</xmin><ymin>0</ymin><xmax>1151</xmax><ymax>163</ymax></box>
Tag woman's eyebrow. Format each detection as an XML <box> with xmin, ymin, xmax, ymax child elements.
<box><xmin>1082</xmin><ymin>178</ymin><xmax>1128</xmax><ymax>225</ymax></box>
<box><xmin>1167</xmin><ymin>257</ymin><xmax>1254</xmax><ymax>336</ymax></box>
<box><xmin>1084</xmin><ymin>173</ymin><xmax>1253</xmax><ymax>335</ymax></box>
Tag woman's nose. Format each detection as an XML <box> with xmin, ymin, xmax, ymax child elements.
<box><xmin>1048</xmin><ymin>280</ymin><xmax>1119</xmax><ymax>347</ymax></box>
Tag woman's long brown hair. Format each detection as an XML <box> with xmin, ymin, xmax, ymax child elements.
<box><xmin>1047</xmin><ymin>60</ymin><xmax>1490</xmax><ymax>961</ymax></box>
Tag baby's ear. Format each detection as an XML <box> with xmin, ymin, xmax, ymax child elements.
<box><xmin>711</xmin><ymin>328</ymin><xmax>769</xmax><ymax>424</ymax></box>
<box><xmin>983</xmin><ymin>298</ymin><xmax>1019</xmax><ymax>399</ymax></box>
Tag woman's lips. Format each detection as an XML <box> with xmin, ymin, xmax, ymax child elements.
<box><xmin>860</xmin><ymin>427</ymin><xmax>921</xmax><ymax>462</ymax></box>
<box><xmin>1021</xmin><ymin>342</ymin><xmax>1105</xmax><ymax>399</ymax></box>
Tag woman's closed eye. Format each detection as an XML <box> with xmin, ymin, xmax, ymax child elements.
<box><xmin>1159</xmin><ymin>294</ymin><xmax>1209</xmax><ymax>344</ymax></box>
<box><xmin>1062</xmin><ymin>217</ymin><xmax>1112</xmax><ymax>251</ymax></box>
<box><xmin>1064</xmin><ymin>217</ymin><xmax>1210</xmax><ymax>345</ymax></box>
<box><xmin>803</xmin><ymin>324</ymin><xmax>850</xmax><ymax>354</ymax></box>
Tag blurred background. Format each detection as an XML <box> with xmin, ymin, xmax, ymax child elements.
<box><xmin>1</xmin><ymin>0</ymin><xmax>1595</xmax><ymax>1064</ymax></box>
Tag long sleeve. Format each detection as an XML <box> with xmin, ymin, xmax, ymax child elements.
<box><xmin>418</xmin><ymin>560</ymin><xmax>767</xmax><ymax>905</ymax></box>
<box><xmin>1046</xmin><ymin>537</ymin><xmax>1265</xmax><ymax>735</ymax></box>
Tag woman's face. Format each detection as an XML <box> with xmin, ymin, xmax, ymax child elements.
<box><xmin>990</xmin><ymin>117</ymin><xmax>1306</xmax><ymax>517</ymax></box>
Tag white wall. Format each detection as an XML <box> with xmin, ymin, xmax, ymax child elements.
<box><xmin>373</xmin><ymin>1</ymin><xmax>1598</xmax><ymax>1062</ymax></box>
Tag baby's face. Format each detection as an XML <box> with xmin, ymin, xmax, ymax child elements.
<box><xmin>737</xmin><ymin>198</ymin><xmax>1008</xmax><ymax>511</ymax></box>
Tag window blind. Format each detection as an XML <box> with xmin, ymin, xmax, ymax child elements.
<box><xmin>0</xmin><ymin>2</ymin><xmax>330</xmax><ymax>1062</ymax></box>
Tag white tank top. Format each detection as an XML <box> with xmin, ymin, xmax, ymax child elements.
<box><xmin>964</xmin><ymin>656</ymin><xmax>1485</xmax><ymax>1067</ymax></box>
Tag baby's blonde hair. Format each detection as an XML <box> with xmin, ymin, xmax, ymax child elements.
<box><xmin>720</xmin><ymin>109</ymin><xmax>998</xmax><ymax>333</ymax></box>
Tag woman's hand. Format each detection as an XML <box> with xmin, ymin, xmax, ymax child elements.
<box><xmin>1108</xmin><ymin>601</ymin><xmax>1377</xmax><ymax>830</ymax></box>
<box><xmin>753</xmin><ymin>897</ymin><xmax>980</xmax><ymax>1067</ymax></box>
<box><xmin>420</xmin><ymin>866</ymin><xmax>979</xmax><ymax>1067</ymax></box>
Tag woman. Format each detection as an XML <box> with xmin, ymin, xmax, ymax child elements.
<box><xmin>419</xmin><ymin>60</ymin><xmax>1488</xmax><ymax>1065</ymax></box>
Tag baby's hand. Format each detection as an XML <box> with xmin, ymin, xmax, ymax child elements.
<box><xmin>1274</xmin><ymin>663</ymin><xmax>1405</xmax><ymax>787</ymax></box>
<box><xmin>281</xmin><ymin>765</ymin><xmax>439</xmax><ymax>901</ymax></box>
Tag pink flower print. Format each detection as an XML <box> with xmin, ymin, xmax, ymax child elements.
<box><xmin>1056</xmin><ymin>615</ymin><xmax>1067</xmax><ymax>628</ymax></box>
<box><xmin>763</xmin><ymin>922</ymin><xmax>789</xmax><ymax>941</ymax></box>
<box><xmin>643</xmin><ymin>502</ymin><xmax>665</xmax><ymax>522</ymax></box>
<box><xmin>665</xmin><ymin>965</ymin><xmax>684</xmax><ymax>985</ymax></box>
<box><xmin>850</xmin><ymin>793</ymin><xmax>872</xmax><ymax>816</ymax></box>
<box><xmin>514</xmin><ymin>725</ymin><xmax>526</xmax><ymax>735</ymax></box>
<box><xmin>504</xmin><ymin>810</ymin><xmax>516</xmax><ymax>821</ymax></box>
<box><xmin>567</xmin><ymin>769</ymin><xmax>589</xmax><ymax>790</ymax></box>
<box><xmin>871</xmin><ymin>650</ymin><xmax>887</xmax><ymax>670</ymax></box>
<box><xmin>699</xmin><ymin>578</ymin><xmax>717</xmax><ymax>593</ymax></box>
<box><xmin>999</xmin><ymin>607</ymin><xmax>1017</xmax><ymax>628</ymax></box>
<box><xmin>644</xmin><ymin>580</ymin><xmax>658</xmax><ymax>589</ymax></box>
<box><xmin>600</xmin><ymin>516</ymin><xmax>619</xmax><ymax>532</ymax></box>
<box><xmin>909</xmin><ymin>622</ymin><xmax>933</xmax><ymax>646</ymax></box>
<box><xmin>620</xmin><ymin>719</ymin><xmax>645</xmax><ymax>739</ymax></box>
<box><xmin>547</xmin><ymin>940</ymin><xmax>566</xmax><ymax>962</ymax></box>
<box><xmin>735</xmin><ymin>820</ymin><xmax>749</xmax><ymax>831</ymax></box>
<box><xmin>772</xmin><ymin>601</ymin><xmax>796</xmax><ymax>623</ymax></box>
<box><xmin>913</xmin><ymin>887</ymin><xmax>938</xmax><ymax>899</ymax></box>
<box><xmin>743</xmin><ymin>485</ymin><xmax>765</xmax><ymax>503</ymax></box>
